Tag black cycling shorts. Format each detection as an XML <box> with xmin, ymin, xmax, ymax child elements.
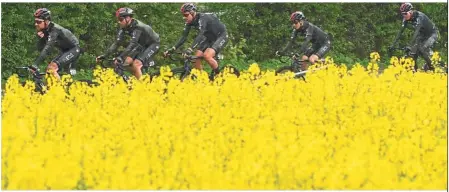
<box><xmin>198</xmin><ymin>32</ymin><xmax>228</xmax><ymax>54</ymax></box>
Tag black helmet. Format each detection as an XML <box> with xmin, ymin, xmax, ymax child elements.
<box><xmin>180</xmin><ymin>3</ymin><xmax>197</xmax><ymax>13</ymax></box>
<box><xmin>290</xmin><ymin>11</ymin><xmax>305</xmax><ymax>22</ymax></box>
<box><xmin>116</xmin><ymin>7</ymin><xmax>134</xmax><ymax>18</ymax></box>
<box><xmin>400</xmin><ymin>3</ymin><xmax>413</xmax><ymax>13</ymax></box>
<box><xmin>34</xmin><ymin>8</ymin><xmax>51</xmax><ymax>20</ymax></box>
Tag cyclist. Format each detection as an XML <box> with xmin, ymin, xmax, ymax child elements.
<box><xmin>276</xmin><ymin>11</ymin><xmax>331</xmax><ymax>71</ymax></box>
<box><xmin>389</xmin><ymin>3</ymin><xmax>439</xmax><ymax>71</ymax></box>
<box><xmin>96</xmin><ymin>7</ymin><xmax>160</xmax><ymax>80</ymax></box>
<box><xmin>33</xmin><ymin>8</ymin><xmax>81</xmax><ymax>80</ymax></box>
<box><xmin>163</xmin><ymin>3</ymin><xmax>228</xmax><ymax>78</ymax></box>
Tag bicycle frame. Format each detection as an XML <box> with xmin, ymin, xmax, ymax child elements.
<box><xmin>14</xmin><ymin>66</ymin><xmax>47</xmax><ymax>94</ymax></box>
<box><xmin>97</xmin><ymin>58</ymin><xmax>130</xmax><ymax>83</ymax></box>
<box><xmin>167</xmin><ymin>51</ymin><xmax>220</xmax><ymax>77</ymax></box>
<box><xmin>162</xmin><ymin>50</ymin><xmax>239</xmax><ymax>81</ymax></box>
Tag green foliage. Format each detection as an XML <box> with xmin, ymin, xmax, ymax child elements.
<box><xmin>1</xmin><ymin>2</ymin><xmax>447</xmax><ymax>80</ymax></box>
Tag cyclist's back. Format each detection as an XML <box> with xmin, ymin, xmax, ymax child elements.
<box><xmin>37</xmin><ymin>22</ymin><xmax>79</xmax><ymax>53</ymax></box>
<box><xmin>187</xmin><ymin>13</ymin><xmax>226</xmax><ymax>40</ymax></box>
<box><xmin>121</xmin><ymin>19</ymin><xmax>160</xmax><ymax>47</ymax></box>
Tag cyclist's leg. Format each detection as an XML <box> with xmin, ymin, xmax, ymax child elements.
<box><xmin>194</xmin><ymin>39</ymin><xmax>211</xmax><ymax>70</ymax></box>
<box><xmin>419</xmin><ymin>33</ymin><xmax>437</xmax><ymax>70</ymax></box>
<box><xmin>134</xmin><ymin>43</ymin><xmax>160</xmax><ymax>79</ymax></box>
<box><xmin>310</xmin><ymin>40</ymin><xmax>331</xmax><ymax>63</ymax></box>
<box><xmin>194</xmin><ymin>50</ymin><xmax>204</xmax><ymax>70</ymax></box>
<box><xmin>50</xmin><ymin>46</ymin><xmax>81</xmax><ymax>80</ymax></box>
<box><xmin>47</xmin><ymin>62</ymin><xmax>60</xmax><ymax>80</ymax></box>
<box><xmin>301</xmin><ymin>47</ymin><xmax>316</xmax><ymax>71</ymax></box>
<box><xmin>206</xmin><ymin>33</ymin><xmax>228</xmax><ymax>73</ymax></box>
<box><xmin>123</xmin><ymin>45</ymin><xmax>143</xmax><ymax>67</ymax></box>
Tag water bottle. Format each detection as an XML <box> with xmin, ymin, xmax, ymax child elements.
<box><xmin>70</xmin><ymin>68</ymin><xmax>77</xmax><ymax>75</ymax></box>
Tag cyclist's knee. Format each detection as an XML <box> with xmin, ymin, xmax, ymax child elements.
<box><xmin>47</xmin><ymin>62</ymin><xmax>58</xmax><ymax>72</ymax></box>
<box><xmin>301</xmin><ymin>55</ymin><xmax>309</xmax><ymax>61</ymax></box>
<box><xmin>125</xmin><ymin>57</ymin><xmax>134</xmax><ymax>65</ymax></box>
<box><xmin>133</xmin><ymin>59</ymin><xmax>143</xmax><ymax>68</ymax></box>
<box><xmin>204</xmin><ymin>49</ymin><xmax>216</xmax><ymax>60</ymax></box>
<box><xmin>309</xmin><ymin>55</ymin><xmax>320</xmax><ymax>63</ymax></box>
<box><xmin>195</xmin><ymin>50</ymin><xmax>203</xmax><ymax>57</ymax></box>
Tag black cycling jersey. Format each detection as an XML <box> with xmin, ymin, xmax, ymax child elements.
<box><xmin>105</xmin><ymin>19</ymin><xmax>160</xmax><ymax>58</ymax></box>
<box><xmin>281</xmin><ymin>21</ymin><xmax>330</xmax><ymax>54</ymax></box>
<box><xmin>34</xmin><ymin>22</ymin><xmax>79</xmax><ymax>66</ymax></box>
<box><xmin>173</xmin><ymin>13</ymin><xmax>227</xmax><ymax>50</ymax></box>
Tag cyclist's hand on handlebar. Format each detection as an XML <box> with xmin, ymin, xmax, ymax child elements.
<box><xmin>182</xmin><ymin>48</ymin><xmax>193</xmax><ymax>57</ymax></box>
<box><xmin>114</xmin><ymin>56</ymin><xmax>124</xmax><ymax>66</ymax></box>
<box><xmin>404</xmin><ymin>46</ymin><xmax>412</xmax><ymax>52</ymax></box>
<box><xmin>96</xmin><ymin>55</ymin><xmax>106</xmax><ymax>63</ymax></box>
<box><xmin>163</xmin><ymin>47</ymin><xmax>176</xmax><ymax>58</ymax></box>
<box><xmin>30</xmin><ymin>65</ymin><xmax>39</xmax><ymax>72</ymax></box>
<box><xmin>292</xmin><ymin>54</ymin><xmax>298</xmax><ymax>60</ymax></box>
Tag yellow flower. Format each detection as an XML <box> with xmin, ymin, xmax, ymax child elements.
<box><xmin>370</xmin><ymin>52</ymin><xmax>381</xmax><ymax>62</ymax></box>
<box><xmin>2</xmin><ymin>57</ymin><xmax>447</xmax><ymax>190</ymax></box>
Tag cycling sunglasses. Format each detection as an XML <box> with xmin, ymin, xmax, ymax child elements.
<box><xmin>35</xmin><ymin>19</ymin><xmax>44</xmax><ymax>24</ymax></box>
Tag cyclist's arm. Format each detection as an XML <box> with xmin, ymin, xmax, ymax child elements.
<box><xmin>33</xmin><ymin>30</ymin><xmax>58</xmax><ymax>66</ymax></box>
<box><xmin>119</xmin><ymin>29</ymin><xmax>142</xmax><ymax>58</ymax></box>
<box><xmin>104</xmin><ymin>29</ymin><xmax>125</xmax><ymax>57</ymax></box>
<box><xmin>173</xmin><ymin>24</ymin><xmax>191</xmax><ymax>49</ymax></box>
<box><xmin>409</xmin><ymin>16</ymin><xmax>423</xmax><ymax>46</ymax></box>
<box><xmin>281</xmin><ymin>29</ymin><xmax>298</xmax><ymax>53</ymax></box>
<box><xmin>391</xmin><ymin>20</ymin><xmax>407</xmax><ymax>47</ymax></box>
<box><xmin>190</xmin><ymin>18</ymin><xmax>208</xmax><ymax>50</ymax></box>
<box><xmin>299</xmin><ymin>28</ymin><xmax>313</xmax><ymax>53</ymax></box>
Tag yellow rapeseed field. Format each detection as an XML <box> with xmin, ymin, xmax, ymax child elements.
<box><xmin>1</xmin><ymin>53</ymin><xmax>447</xmax><ymax>190</ymax></box>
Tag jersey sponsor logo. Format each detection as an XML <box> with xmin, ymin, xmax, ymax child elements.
<box><xmin>219</xmin><ymin>39</ymin><xmax>226</xmax><ymax>47</ymax></box>
<box><xmin>65</xmin><ymin>53</ymin><xmax>74</xmax><ymax>61</ymax></box>
<box><xmin>147</xmin><ymin>50</ymin><xmax>155</xmax><ymax>58</ymax></box>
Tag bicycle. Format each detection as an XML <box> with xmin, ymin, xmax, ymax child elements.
<box><xmin>275</xmin><ymin>52</ymin><xmax>326</xmax><ymax>80</ymax></box>
<box><xmin>14</xmin><ymin>65</ymin><xmax>95</xmax><ymax>94</ymax></box>
<box><xmin>95</xmin><ymin>53</ymin><xmax>164</xmax><ymax>84</ymax></box>
<box><xmin>153</xmin><ymin>50</ymin><xmax>240</xmax><ymax>82</ymax></box>
<box><xmin>95</xmin><ymin>57</ymin><xmax>131</xmax><ymax>83</ymax></box>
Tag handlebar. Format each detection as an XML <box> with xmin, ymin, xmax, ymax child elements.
<box><xmin>388</xmin><ymin>46</ymin><xmax>415</xmax><ymax>58</ymax></box>
<box><xmin>96</xmin><ymin>57</ymin><xmax>121</xmax><ymax>69</ymax></box>
<box><xmin>14</xmin><ymin>66</ymin><xmax>46</xmax><ymax>78</ymax></box>
<box><xmin>277</xmin><ymin>52</ymin><xmax>308</xmax><ymax>64</ymax></box>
